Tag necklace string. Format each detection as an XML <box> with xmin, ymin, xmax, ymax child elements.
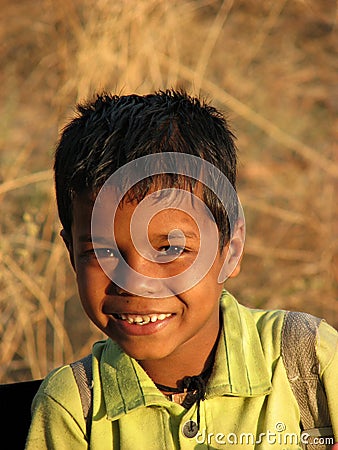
<box><xmin>154</xmin><ymin>365</ymin><xmax>212</xmax><ymax>393</ymax></box>
<box><xmin>154</xmin><ymin>366</ymin><xmax>212</xmax><ymax>430</ymax></box>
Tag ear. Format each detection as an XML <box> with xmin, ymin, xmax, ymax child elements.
<box><xmin>218</xmin><ymin>219</ymin><xmax>245</xmax><ymax>283</ymax></box>
<box><xmin>60</xmin><ymin>229</ymin><xmax>76</xmax><ymax>271</ymax></box>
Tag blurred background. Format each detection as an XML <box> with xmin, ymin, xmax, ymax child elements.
<box><xmin>0</xmin><ymin>0</ymin><xmax>337</xmax><ymax>383</ymax></box>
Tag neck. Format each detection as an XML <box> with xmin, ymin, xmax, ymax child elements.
<box><xmin>139</xmin><ymin>324</ymin><xmax>220</xmax><ymax>388</ymax></box>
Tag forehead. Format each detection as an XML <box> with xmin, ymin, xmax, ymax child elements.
<box><xmin>71</xmin><ymin>184</ymin><xmax>214</xmax><ymax>236</ymax></box>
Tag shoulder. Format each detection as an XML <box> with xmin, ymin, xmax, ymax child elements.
<box><xmin>32</xmin><ymin>364</ymin><xmax>83</xmax><ymax>418</ymax></box>
<box><xmin>221</xmin><ymin>291</ymin><xmax>287</xmax><ymax>359</ymax></box>
<box><xmin>38</xmin><ymin>364</ymin><xmax>77</xmax><ymax>397</ymax></box>
<box><xmin>316</xmin><ymin>319</ymin><xmax>338</xmax><ymax>374</ymax></box>
<box><xmin>34</xmin><ymin>340</ymin><xmax>110</xmax><ymax>409</ymax></box>
<box><xmin>31</xmin><ymin>341</ymin><xmax>109</xmax><ymax>426</ymax></box>
<box><xmin>220</xmin><ymin>290</ymin><xmax>337</xmax><ymax>364</ymax></box>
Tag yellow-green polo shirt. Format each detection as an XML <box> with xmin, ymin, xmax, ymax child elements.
<box><xmin>25</xmin><ymin>291</ymin><xmax>338</xmax><ymax>449</ymax></box>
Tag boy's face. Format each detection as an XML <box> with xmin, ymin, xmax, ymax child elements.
<box><xmin>64</xmin><ymin>187</ymin><xmax>243</xmax><ymax>363</ymax></box>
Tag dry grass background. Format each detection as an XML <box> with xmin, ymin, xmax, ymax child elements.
<box><xmin>0</xmin><ymin>0</ymin><xmax>337</xmax><ymax>382</ymax></box>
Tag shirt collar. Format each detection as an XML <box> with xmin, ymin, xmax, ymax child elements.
<box><xmin>99</xmin><ymin>341</ymin><xmax>173</xmax><ymax>420</ymax></box>
<box><xmin>99</xmin><ymin>290</ymin><xmax>272</xmax><ymax>420</ymax></box>
<box><xmin>206</xmin><ymin>290</ymin><xmax>272</xmax><ymax>398</ymax></box>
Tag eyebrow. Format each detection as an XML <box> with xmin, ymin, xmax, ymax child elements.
<box><xmin>78</xmin><ymin>235</ymin><xmax>114</xmax><ymax>245</ymax></box>
<box><xmin>155</xmin><ymin>231</ymin><xmax>199</xmax><ymax>240</ymax></box>
<box><xmin>78</xmin><ymin>231</ymin><xmax>199</xmax><ymax>243</ymax></box>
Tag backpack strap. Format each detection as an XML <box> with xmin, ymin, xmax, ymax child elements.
<box><xmin>70</xmin><ymin>354</ymin><xmax>93</xmax><ymax>441</ymax></box>
<box><xmin>281</xmin><ymin>311</ymin><xmax>333</xmax><ymax>449</ymax></box>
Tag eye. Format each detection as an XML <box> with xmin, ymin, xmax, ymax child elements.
<box><xmin>94</xmin><ymin>248</ymin><xmax>117</xmax><ymax>259</ymax></box>
<box><xmin>158</xmin><ymin>245</ymin><xmax>185</xmax><ymax>258</ymax></box>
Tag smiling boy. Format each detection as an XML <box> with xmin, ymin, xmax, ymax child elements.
<box><xmin>25</xmin><ymin>90</ymin><xmax>337</xmax><ymax>449</ymax></box>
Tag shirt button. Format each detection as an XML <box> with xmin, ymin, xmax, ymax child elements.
<box><xmin>182</xmin><ymin>420</ymin><xmax>198</xmax><ymax>438</ymax></box>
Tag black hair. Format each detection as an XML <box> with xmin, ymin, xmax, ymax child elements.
<box><xmin>54</xmin><ymin>89</ymin><xmax>238</xmax><ymax>248</ymax></box>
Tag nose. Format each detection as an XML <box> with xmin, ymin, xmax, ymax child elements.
<box><xmin>109</xmin><ymin>251</ymin><xmax>170</xmax><ymax>298</ymax></box>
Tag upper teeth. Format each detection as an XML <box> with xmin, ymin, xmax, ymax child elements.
<box><xmin>116</xmin><ymin>313</ymin><xmax>172</xmax><ymax>325</ymax></box>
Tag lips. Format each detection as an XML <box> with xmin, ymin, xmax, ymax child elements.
<box><xmin>110</xmin><ymin>311</ymin><xmax>175</xmax><ymax>336</ymax></box>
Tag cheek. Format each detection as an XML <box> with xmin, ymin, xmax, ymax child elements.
<box><xmin>159</xmin><ymin>256</ymin><xmax>197</xmax><ymax>278</ymax></box>
<box><xmin>187</xmin><ymin>264</ymin><xmax>224</xmax><ymax>310</ymax></box>
<box><xmin>75</xmin><ymin>263</ymin><xmax>108</xmax><ymax>312</ymax></box>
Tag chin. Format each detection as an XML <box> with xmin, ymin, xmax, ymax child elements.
<box><xmin>120</xmin><ymin>344</ymin><xmax>173</xmax><ymax>362</ymax></box>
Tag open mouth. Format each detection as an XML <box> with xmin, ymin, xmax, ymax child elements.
<box><xmin>112</xmin><ymin>313</ymin><xmax>173</xmax><ymax>325</ymax></box>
